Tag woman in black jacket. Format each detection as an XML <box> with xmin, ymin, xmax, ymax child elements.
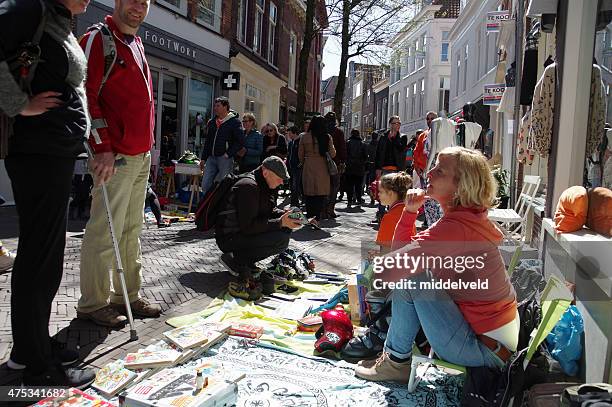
<box><xmin>0</xmin><ymin>0</ymin><xmax>95</xmax><ymax>388</ymax></box>
<box><xmin>345</xmin><ymin>129</ymin><xmax>368</xmax><ymax>208</ymax></box>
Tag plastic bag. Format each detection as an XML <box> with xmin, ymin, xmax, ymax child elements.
<box><xmin>546</xmin><ymin>305</ymin><xmax>584</xmax><ymax>376</ymax></box>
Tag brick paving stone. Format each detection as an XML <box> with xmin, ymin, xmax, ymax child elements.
<box><xmin>0</xmin><ymin>200</ymin><xmax>378</xmax><ymax>382</ymax></box>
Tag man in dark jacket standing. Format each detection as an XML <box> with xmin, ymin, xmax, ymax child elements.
<box><xmin>374</xmin><ymin>116</ymin><xmax>407</xmax><ymax>221</ymax></box>
<box><xmin>200</xmin><ymin>97</ymin><xmax>245</xmax><ymax>194</ymax></box>
<box><xmin>366</xmin><ymin>132</ymin><xmax>379</xmax><ymax>204</ymax></box>
<box><xmin>324</xmin><ymin>112</ymin><xmax>346</xmax><ymax>218</ymax></box>
<box><xmin>216</xmin><ymin>157</ymin><xmax>302</xmax><ymax>278</ymax></box>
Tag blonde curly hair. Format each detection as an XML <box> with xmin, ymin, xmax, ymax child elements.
<box><xmin>438</xmin><ymin>147</ymin><xmax>498</xmax><ymax>210</ymax></box>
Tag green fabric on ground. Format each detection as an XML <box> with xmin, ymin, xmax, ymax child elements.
<box><xmin>165</xmin><ymin>282</ymin><xmax>342</xmax><ymax>356</ymax></box>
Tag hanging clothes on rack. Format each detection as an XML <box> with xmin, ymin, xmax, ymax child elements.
<box><xmin>426</xmin><ymin>118</ymin><xmax>456</xmax><ymax>171</ymax></box>
<box><xmin>464</xmin><ymin>122</ymin><xmax>483</xmax><ymax>149</ymax></box>
<box><xmin>520</xmin><ymin>21</ymin><xmax>542</xmax><ymax>106</ymax></box>
<box><xmin>529</xmin><ymin>62</ymin><xmax>556</xmax><ymax>157</ymax></box>
<box><xmin>602</xmin><ymin>129</ymin><xmax>612</xmax><ymax>189</ymax></box>
<box><xmin>586</xmin><ymin>64</ymin><xmax>606</xmax><ymax>158</ymax></box>
<box><xmin>517</xmin><ymin>109</ymin><xmax>535</xmax><ymax>165</ymax></box>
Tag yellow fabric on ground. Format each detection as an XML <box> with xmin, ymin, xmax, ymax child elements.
<box><xmin>165</xmin><ymin>282</ymin><xmax>342</xmax><ymax>356</ymax></box>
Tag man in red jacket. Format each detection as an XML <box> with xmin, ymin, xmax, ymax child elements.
<box><xmin>77</xmin><ymin>0</ymin><xmax>161</xmax><ymax>328</ymax></box>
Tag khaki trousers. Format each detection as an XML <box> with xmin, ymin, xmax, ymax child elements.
<box><xmin>77</xmin><ymin>152</ymin><xmax>150</xmax><ymax>313</ymax></box>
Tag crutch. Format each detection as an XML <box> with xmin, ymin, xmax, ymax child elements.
<box><xmin>83</xmin><ymin>140</ymin><xmax>138</xmax><ymax>341</ymax></box>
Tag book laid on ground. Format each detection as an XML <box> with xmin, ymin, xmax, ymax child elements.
<box><xmin>227</xmin><ymin>322</ymin><xmax>264</xmax><ymax>339</ymax></box>
<box><xmin>91</xmin><ymin>359</ymin><xmax>138</xmax><ymax>398</ymax></box>
<box><xmin>124</xmin><ymin>347</ymin><xmax>182</xmax><ymax>370</ymax></box>
<box><xmin>123</xmin><ymin>362</ymin><xmax>244</xmax><ymax>407</ymax></box>
<box><xmin>163</xmin><ymin>321</ymin><xmax>231</xmax><ymax>350</ymax></box>
<box><xmin>33</xmin><ymin>388</ymin><xmax>114</xmax><ymax>406</ymax></box>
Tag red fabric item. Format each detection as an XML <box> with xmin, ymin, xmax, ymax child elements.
<box><xmin>314</xmin><ymin>306</ymin><xmax>354</xmax><ymax>353</ymax></box>
<box><xmin>80</xmin><ymin>16</ymin><xmax>155</xmax><ymax>155</ymax></box>
<box><xmin>331</xmin><ymin>127</ymin><xmax>347</xmax><ymax>164</ymax></box>
<box><xmin>412</xmin><ymin>130</ymin><xmax>429</xmax><ymax>172</ymax></box>
<box><xmin>388</xmin><ymin>207</ymin><xmax>517</xmax><ymax>334</ymax></box>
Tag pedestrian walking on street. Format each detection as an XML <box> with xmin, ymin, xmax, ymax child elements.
<box><xmin>286</xmin><ymin>125</ymin><xmax>303</xmax><ymax>207</ymax></box>
<box><xmin>199</xmin><ymin>97</ymin><xmax>245</xmax><ymax>195</ymax></box>
<box><xmin>299</xmin><ymin>116</ymin><xmax>336</xmax><ymax>226</ymax></box>
<box><xmin>237</xmin><ymin>113</ymin><xmax>263</xmax><ymax>174</ymax></box>
<box><xmin>323</xmin><ymin>112</ymin><xmax>346</xmax><ymax>219</ymax></box>
<box><xmin>261</xmin><ymin>122</ymin><xmax>287</xmax><ymax>160</ymax></box>
<box><xmin>345</xmin><ymin>129</ymin><xmax>368</xmax><ymax>208</ymax></box>
<box><xmin>0</xmin><ymin>0</ymin><xmax>96</xmax><ymax>387</ymax></box>
<box><xmin>374</xmin><ymin>116</ymin><xmax>408</xmax><ymax>222</ymax></box>
<box><xmin>77</xmin><ymin>0</ymin><xmax>162</xmax><ymax>328</ymax></box>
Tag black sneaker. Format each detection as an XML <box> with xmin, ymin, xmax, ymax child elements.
<box><xmin>8</xmin><ymin>340</ymin><xmax>79</xmax><ymax>370</ymax></box>
<box><xmin>22</xmin><ymin>365</ymin><xmax>95</xmax><ymax>389</ymax></box>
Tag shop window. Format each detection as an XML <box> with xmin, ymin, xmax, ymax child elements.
<box><xmin>586</xmin><ymin>1</ymin><xmax>612</xmax><ymax>190</ymax></box>
<box><xmin>160</xmin><ymin>74</ymin><xmax>182</xmax><ymax>165</ymax></box>
<box><xmin>157</xmin><ymin>0</ymin><xmax>187</xmax><ymax>16</ymax></box>
<box><xmin>268</xmin><ymin>2</ymin><xmax>277</xmax><ymax>65</ymax></box>
<box><xmin>353</xmin><ymin>113</ymin><xmax>360</xmax><ymax>128</ymax></box>
<box><xmin>288</xmin><ymin>107</ymin><xmax>296</xmax><ymax>125</ymax></box>
<box><xmin>188</xmin><ymin>74</ymin><xmax>213</xmax><ymax>160</ymax></box>
<box><xmin>288</xmin><ymin>33</ymin><xmax>297</xmax><ymax>89</ymax></box>
<box><xmin>237</xmin><ymin>0</ymin><xmax>248</xmax><ymax>44</ymax></box>
<box><xmin>254</xmin><ymin>0</ymin><xmax>265</xmax><ymax>55</ymax></box>
<box><xmin>195</xmin><ymin>0</ymin><xmax>221</xmax><ymax>32</ymax></box>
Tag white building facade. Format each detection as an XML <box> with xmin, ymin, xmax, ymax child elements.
<box><xmin>387</xmin><ymin>2</ymin><xmax>457</xmax><ymax>135</ymax></box>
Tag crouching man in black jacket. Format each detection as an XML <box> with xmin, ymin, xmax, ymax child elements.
<box><xmin>216</xmin><ymin>156</ymin><xmax>302</xmax><ymax>279</ymax></box>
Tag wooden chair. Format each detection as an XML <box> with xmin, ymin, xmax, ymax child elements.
<box><xmin>488</xmin><ymin>175</ymin><xmax>541</xmax><ymax>244</ymax></box>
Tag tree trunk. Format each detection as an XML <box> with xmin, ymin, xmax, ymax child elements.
<box><xmin>332</xmin><ymin>0</ymin><xmax>350</xmax><ymax>123</ymax></box>
<box><xmin>296</xmin><ymin>0</ymin><xmax>316</xmax><ymax>129</ymax></box>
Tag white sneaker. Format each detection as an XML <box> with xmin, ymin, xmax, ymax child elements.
<box><xmin>0</xmin><ymin>247</ymin><xmax>15</xmax><ymax>272</ymax></box>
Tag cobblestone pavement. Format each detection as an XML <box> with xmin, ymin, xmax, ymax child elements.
<box><xmin>0</xmin><ymin>199</ymin><xmax>379</xmax><ymax>386</ymax></box>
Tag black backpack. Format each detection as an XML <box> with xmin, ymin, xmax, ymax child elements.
<box><xmin>194</xmin><ymin>173</ymin><xmax>253</xmax><ymax>231</ymax></box>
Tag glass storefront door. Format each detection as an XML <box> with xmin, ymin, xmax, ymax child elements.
<box><xmin>160</xmin><ymin>74</ymin><xmax>183</xmax><ymax>165</ymax></box>
<box><xmin>188</xmin><ymin>73</ymin><xmax>214</xmax><ymax>158</ymax></box>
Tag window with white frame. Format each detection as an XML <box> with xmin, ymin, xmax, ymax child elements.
<box><xmin>463</xmin><ymin>43</ymin><xmax>468</xmax><ymax>92</ymax></box>
<box><xmin>403</xmin><ymin>86</ymin><xmax>409</xmax><ymax>119</ymax></box>
<box><xmin>419</xmin><ymin>79</ymin><xmax>425</xmax><ymax>117</ymax></box>
<box><xmin>476</xmin><ymin>25</ymin><xmax>482</xmax><ymax>78</ymax></box>
<box><xmin>254</xmin><ymin>0</ymin><xmax>265</xmax><ymax>54</ymax></box>
<box><xmin>438</xmin><ymin>76</ymin><xmax>450</xmax><ymax>114</ymax></box>
<box><xmin>196</xmin><ymin>0</ymin><xmax>222</xmax><ymax>32</ymax></box>
<box><xmin>288</xmin><ymin>32</ymin><xmax>297</xmax><ymax>89</ymax></box>
<box><xmin>411</xmin><ymin>82</ymin><xmax>417</xmax><ymax>118</ymax></box>
<box><xmin>367</xmin><ymin>89</ymin><xmax>371</xmax><ymax>106</ymax></box>
<box><xmin>408</xmin><ymin>45</ymin><xmax>415</xmax><ymax>73</ymax></box>
<box><xmin>237</xmin><ymin>0</ymin><xmax>248</xmax><ymax>44</ymax></box>
<box><xmin>441</xmin><ymin>31</ymin><xmax>449</xmax><ymax>62</ymax></box>
<box><xmin>353</xmin><ymin>81</ymin><xmax>362</xmax><ymax>99</ymax></box>
<box><xmin>395</xmin><ymin>91</ymin><xmax>400</xmax><ymax>116</ymax></box>
<box><xmin>455</xmin><ymin>54</ymin><xmax>461</xmax><ymax>96</ymax></box>
<box><xmin>353</xmin><ymin>113</ymin><xmax>360</xmax><ymax>128</ymax></box>
<box><xmin>157</xmin><ymin>0</ymin><xmax>187</xmax><ymax>16</ymax></box>
<box><xmin>268</xmin><ymin>2</ymin><xmax>277</xmax><ymax>65</ymax></box>
<box><xmin>244</xmin><ymin>83</ymin><xmax>265</xmax><ymax>123</ymax></box>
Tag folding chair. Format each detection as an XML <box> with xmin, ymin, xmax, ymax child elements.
<box><xmin>488</xmin><ymin>175</ymin><xmax>541</xmax><ymax>244</ymax></box>
<box><xmin>407</xmin><ymin>274</ymin><xmax>573</xmax><ymax>394</ymax></box>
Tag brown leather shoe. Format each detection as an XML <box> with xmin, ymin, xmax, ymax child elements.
<box><xmin>113</xmin><ymin>298</ymin><xmax>161</xmax><ymax>318</ymax></box>
<box><xmin>354</xmin><ymin>352</ymin><xmax>411</xmax><ymax>383</ymax></box>
<box><xmin>77</xmin><ymin>306</ymin><xmax>127</xmax><ymax>328</ymax></box>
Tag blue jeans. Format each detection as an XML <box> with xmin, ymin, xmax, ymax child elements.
<box><xmin>384</xmin><ymin>273</ymin><xmax>505</xmax><ymax>369</ymax></box>
<box><xmin>201</xmin><ymin>155</ymin><xmax>234</xmax><ymax>195</ymax></box>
